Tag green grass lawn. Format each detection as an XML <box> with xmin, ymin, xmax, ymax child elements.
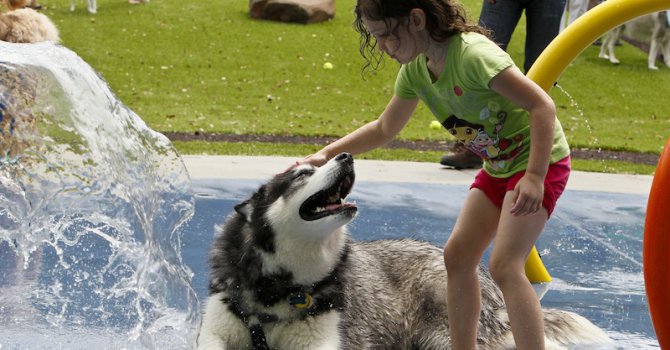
<box><xmin>41</xmin><ymin>0</ymin><xmax>670</xmax><ymax>174</ymax></box>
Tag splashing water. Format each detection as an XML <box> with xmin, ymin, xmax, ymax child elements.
<box><xmin>0</xmin><ymin>42</ymin><xmax>199</xmax><ymax>349</ymax></box>
<box><xmin>554</xmin><ymin>83</ymin><xmax>600</xmax><ymax>149</ymax></box>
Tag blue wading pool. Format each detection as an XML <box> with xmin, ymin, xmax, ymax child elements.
<box><xmin>184</xmin><ymin>178</ymin><xmax>657</xmax><ymax>349</ymax></box>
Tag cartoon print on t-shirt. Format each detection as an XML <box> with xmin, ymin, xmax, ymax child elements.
<box><xmin>442</xmin><ymin>113</ymin><xmax>524</xmax><ymax>170</ymax></box>
<box><xmin>472</xmin><ymin>130</ymin><xmax>498</xmax><ymax>158</ymax></box>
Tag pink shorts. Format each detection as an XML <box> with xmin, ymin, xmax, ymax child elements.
<box><xmin>470</xmin><ymin>156</ymin><xmax>571</xmax><ymax>217</ymax></box>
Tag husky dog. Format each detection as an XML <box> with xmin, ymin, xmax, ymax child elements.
<box><xmin>599</xmin><ymin>11</ymin><xmax>670</xmax><ymax>70</ymax></box>
<box><xmin>197</xmin><ymin>153</ymin><xmax>611</xmax><ymax>350</ymax></box>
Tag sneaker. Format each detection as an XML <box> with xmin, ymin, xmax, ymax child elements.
<box><xmin>439</xmin><ymin>150</ymin><xmax>482</xmax><ymax>170</ymax></box>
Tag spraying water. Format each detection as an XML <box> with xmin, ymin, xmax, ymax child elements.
<box><xmin>554</xmin><ymin>83</ymin><xmax>600</xmax><ymax>149</ymax></box>
<box><xmin>0</xmin><ymin>42</ymin><xmax>199</xmax><ymax>349</ymax></box>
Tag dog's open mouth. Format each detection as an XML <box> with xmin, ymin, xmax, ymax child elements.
<box><xmin>299</xmin><ymin>173</ymin><xmax>357</xmax><ymax>221</ymax></box>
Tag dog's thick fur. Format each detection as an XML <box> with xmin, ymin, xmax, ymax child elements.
<box><xmin>197</xmin><ymin>153</ymin><xmax>612</xmax><ymax>350</ymax></box>
<box><xmin>599</xmin><ymin>11</ymin><xmax>670</xmax><ymax>70</ymax></box>
<box><xmin>0</xmin><ymin>7</ymin><xmax>59</xmax><ymax>43</ymax></box>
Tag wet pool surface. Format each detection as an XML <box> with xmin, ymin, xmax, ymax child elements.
<box><xmin>183</xmin><ymin>179</ymin><xmax>657</xmax><ymax>349</ymax></box>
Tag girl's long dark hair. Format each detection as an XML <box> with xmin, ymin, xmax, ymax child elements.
<box><xmin>353</xmin><ymin>0</ymin><xmax>489</xmax><ymax>73</ymax></box>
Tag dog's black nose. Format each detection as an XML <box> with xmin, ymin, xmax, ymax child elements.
<box><xmin>335</xmin><ymin>153</ymin><xmax>353</xmax><ymax>163</ymax></box>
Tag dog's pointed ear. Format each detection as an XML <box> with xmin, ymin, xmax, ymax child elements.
<box><xmin>234</xmin><ymin>200</ymin><xmax>253</xmax><ymax>223</ymax></box>
<box><xmin>235</xmin><ymin>185</ymin><xmax>268</xmax><ymax>223</ymax></box>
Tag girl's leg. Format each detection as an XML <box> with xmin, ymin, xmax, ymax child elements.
<box><xmin>489</xmin><ymin>192</ymin><xmax>549</xmax><ymax>350</ymax></box>
<box><xmin>444</xmin><ymin>189</ymin><xmax>500</xmax><ymax>350</ymax></box>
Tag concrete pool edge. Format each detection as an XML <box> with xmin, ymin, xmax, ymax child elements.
<box><xmin>182</xmin><ymin>155</ymin><xmax>653</xmax><ymax>195</ymax></box>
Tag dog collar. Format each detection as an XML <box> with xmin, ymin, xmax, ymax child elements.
<box><xmin>289</xmin><ymin>290</ymin><xmax>313</xmax><ymax>309</ymax></box>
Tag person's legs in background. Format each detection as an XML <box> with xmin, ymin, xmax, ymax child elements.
<box><xmin>524</xmin><ymin>0</ymin><xmax>566</xmax><ymax>72</ymax></box>
<box><xmin>478</xmin><ymin>0</ymin><xmax>524</xmax><ymax>50</ymax></box>
<box><xmin>559</xmin><ymin>0</ymin><xmax>588</xmax><ymax>32</ymax></box>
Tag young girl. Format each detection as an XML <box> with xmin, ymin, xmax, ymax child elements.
<box><xmin>296</xmin><ymin>0</ymin><xmax>570</xmax><ymax>349</ymax></box>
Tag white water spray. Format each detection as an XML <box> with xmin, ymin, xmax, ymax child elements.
<box><xmin>0</xmin><ymin>42</ymin><xmax>199</xmax><ymax>349</ymax></box>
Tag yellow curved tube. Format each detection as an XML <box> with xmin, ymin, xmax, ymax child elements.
<box><xmin>523</xmin><ymin>0</ymin><xmax>670</xmax><ymax>287</ymax></box>
<box><xmin>525</xmin><ymin>246</ymin><xmax>552</xmax><ymax>283</ymax></box>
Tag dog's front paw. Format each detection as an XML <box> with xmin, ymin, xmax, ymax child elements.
<box><xmin>648</xmin><ymin>64</ymin><xmax>659</xmax><ymax>70</ymax></box>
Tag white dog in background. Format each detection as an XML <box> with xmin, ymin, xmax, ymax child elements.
<box><xmin>599</xmin><ymin>11</ymin><xmax>670</xmax><ymax>70</ymax></box>
<box><xmin>70</xmin><ymin>0</ymin><xmax>96</xmax><ymax>13</ymax></box>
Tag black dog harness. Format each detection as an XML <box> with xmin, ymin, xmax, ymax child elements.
<box><xmin>225</xmin><ymin>245</ymin><xmax>349</xmax><ymax>349</ymax></box>
<box><xmin>229</xmin><ymin>287</ymin><xmax>318</xmax><ymax>350</ymax></box>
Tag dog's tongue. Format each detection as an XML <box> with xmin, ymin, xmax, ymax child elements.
<box><xmin>325</xmin><ymin>202</ymin><xmax>356</xmax><ymax>211</ymax></box>
<box><xmin>325</xmin><ymin>203</ymin><xmax>342</xmax><ymax>211</ymax></box>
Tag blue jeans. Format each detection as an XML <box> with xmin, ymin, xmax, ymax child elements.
<box><xmin>478</xmin><ymin>0</ymin><xmax>566</xmax><ymax>72</ymax></box>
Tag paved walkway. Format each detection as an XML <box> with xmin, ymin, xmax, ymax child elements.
<box><xmin>183</xmin><ymin>155</ymin><xmax>654</xmax><ymax>195</ymax></box>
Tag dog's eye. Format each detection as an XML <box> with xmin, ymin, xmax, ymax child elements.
<box><xmin>293</xmin><ymin>169</ymin><xmax>313</xmax><ymax>179</ymax></box>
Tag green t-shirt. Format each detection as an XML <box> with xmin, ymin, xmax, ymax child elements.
<box><xmin>395</xmin><ymin>32</ymin><xmax>570</xmax><ymax>177</ymax></box>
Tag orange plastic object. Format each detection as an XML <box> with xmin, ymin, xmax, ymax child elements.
<box><xmin>644</xmin><ymin>136</ymin><xmax>670</xmax><ymax>349</ymax></box>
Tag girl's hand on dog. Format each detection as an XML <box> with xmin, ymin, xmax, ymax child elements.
<box><xmin>283</xmin><ymin>153</ymin><xmax>328</xmax><ymax>173</ymax></box>
<box><xmin>297</xmin><ymin>153</ymin><xmax>329</xmax><ymax>167</ymax></box>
